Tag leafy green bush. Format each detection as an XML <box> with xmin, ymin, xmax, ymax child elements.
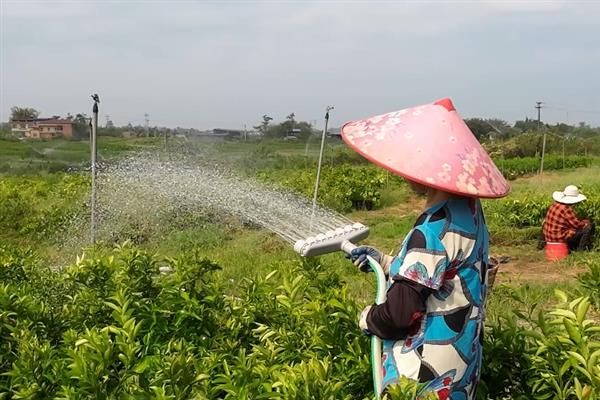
<box><xmin>259</xmin><ymin>164</ymin><xmax>401</xmax><ymax>212</ymax></box>
<box><xmin>0</xmin><ymin>245</ymin><xmax>379</xmax><ymax>399</ymax></box>
<box><xmin>484</xmin><ymin>186</ymin><xmax>600</xmax><ymax>248</ymax></box>
<box><xmin>1</xmin><ymin>244</ymin><xmax>598</xmax><ymax>399</ymax></box>
<box><xmin>494</xmin><ymin>156</ymin><xmax>592</xmax><ymax>180</ymax></box>
<box><xmin>577</xmin><ymin>259</ymin><xmax>600</xmax><ymax>310</ymax></box>
<box><xmin>480</xmin><ymin>287</ymin><xmax>600</xmax><ymax>400</ymax></box>
<box><xmin>0</xmin><ymin>174</ymin><xmax>89</xmax><ymax>242</ymax></box>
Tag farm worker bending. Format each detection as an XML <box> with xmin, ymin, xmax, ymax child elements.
<box><xmin>341</xmin><ymin>98</ymin><xmax>510</xmax><ymax>399</ymax></box>
<box><xmin>542</xmin><ymin>185</ymin><xmax>595</xmax><ymax>251</ymax></box>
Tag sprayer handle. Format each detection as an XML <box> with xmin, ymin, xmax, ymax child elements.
<box><xmin>340</xmin><ymin>240</ymin><xmax>358</xmax><ymax>255</ymax></box>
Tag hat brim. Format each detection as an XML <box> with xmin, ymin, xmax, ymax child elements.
<box><xmin>553</xmin><ymin>191</ymin><xmax>587</xmax><ymax>204</ymax></box>
<box><xmin>341</xmin><ymin>122</ymin><xmax>504</xmax><ymax>198</ymax></box>
<box><xmin>340</xmin><ymin>99</ymin><xmax>511</xmax><ymax>199</ymax></box>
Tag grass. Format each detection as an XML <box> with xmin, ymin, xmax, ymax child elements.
<box><xmin>0</xmin><ymin>137</ymin><xmax>160</xmax><ymax>173</ymax></box>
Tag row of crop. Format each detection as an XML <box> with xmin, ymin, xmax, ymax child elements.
<box><xmin>492</xmin><ymin>155</ymin><xmax>592</xmax><ymax>180</ymax></box>
<box><xmin>233</xmin><ymin>140</ymin><xmax>592</xmax><ymax>180</ymax></box>
<box><xmin>481</xmin><ymin>285</ymin><xmax>600</xmax><ymax>400</ymax></box>
<box><xmin>484</xmin><ymin>187</ymin><xmax>600</xmax><ymax>249</ymax></box>
<box><xmin>0</xmin><ymin>244</ymin><xmax>598</xmax><ymax>399</ymax></box>
<box><xmin>0</xmin><ymin>244</ymin><xmax>428</xmax><ymax>399</ymax></box>
<box><xmin>485</xmin><ymin>133</ymin><xmax>600</xmax><ymax>159</ymax></box>
<box><xmin>484</xmin><ymin>188</ymin><xmax>600</xmax><ymax>228</ymax></box>
<box><xmin>0</xmin><ymin>174</ymin><xmax>89</xmax><ymax>242</ymax></box>
<box><xmin>258</xmin><ymin>164</ymin><xmax>403</xmax><ymax>212</ymax></box>
<box><xmin>256</xmin><ymin>158</ymin><xmax>592</xmax><ymax>214</ymax></box>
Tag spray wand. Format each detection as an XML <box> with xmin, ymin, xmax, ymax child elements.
<box><xmin>293</xmin><ymin>224</ymin><xmax>386</xmax><ymax>398</ymax></box>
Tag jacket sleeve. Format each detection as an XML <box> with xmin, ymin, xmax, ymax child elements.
<box><xmin>364</xmin><ymin>278</ymin><xmax>433</xmax><ymax>340</ymax></box>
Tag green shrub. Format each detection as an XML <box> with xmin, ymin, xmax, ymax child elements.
<box><xmin>258</xmin><ymin>164</ymin><xmax>400</xmax><ymax>212</ymax></box>
<box><xmin>577</xmin><ymin>259</ymin><xmax>600</xmax><ymax>310</ymax></box>
<box><xmin>1</xmin><ymin>244</ymin><xmax>599</xmax><ymax>399</ymax></box>
<box><xmin>0</xmin><ymin>245</ymin><xmax>376</xmax><ymax>398</ymax></box>
<box><xmin>480</xmin><ymin>287</ymin><xmax>600</xmax><ymax>400</ymax></box>
<box><xmin>494</xmin><ymin>156</ymin><xmax>592</xmax><ymax>180</ymax></box>
<box><xmin>0</xmin><ymin>174</ymin><xmax>89</xmax><ymax>243</ymax></box>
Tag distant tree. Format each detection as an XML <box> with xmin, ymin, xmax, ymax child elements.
<box><xmin>10</xmin><ymin>106</ymin><xmax>39</xmax><ymax>120</ymax></box>
<box><xmin>465</xmin><ymin>118</ymin><xmax>493</xmax><ymax>141</ymax></box>
<box><xmin>72</xmin><ymin>113</ymin><xmax>90</xmax><ymax>139</ymax></box>
<box><xmin>514</xmin><ymin>118</ymin><xmax>541</xmax><ymax>132</ymax></box>
<box><xmin>572</xmin><ymin>122</ymin><xmax>599</xmax><ymax>138</ymax></box>
<box><xmin>286</xmin><ymin>112</ymin><xmax>296</xmax><ymax>125</ymax></box>
<box><xmin>293</xmin><ymin>121</ymin><xmax>313</xmax><ymax>139</ymax></box>
<box><xmin>0</xmin><ymin>122</ymin><xmax>11</xmax><ymax>138</ymax></box>
<box><xmin>271</xmin><ymin>119</ymin><xmax>313</xmax><ymax>139</ymax></box>
<box><xmin>284</xmin><ymin>112</ymin><xmax>297</xmax><ymax>135</ymax></box>
<box><xmin>254</xmin><ymin>115</ymin><xmax>273</xmax><ymax>136</ymax></box>
<box><xmin>551</xmin><ymin>123</ymin><xmax>573</xmax><ymax>136</ymax></box>
<box><xmin>466</xmin><ymin>118</ymin><xmax>518</xmax><ymax>142</ymax></box>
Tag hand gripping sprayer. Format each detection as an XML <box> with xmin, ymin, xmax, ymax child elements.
<box><xmin>293</xmin><ymin>223</ymin><xmax>387</xmax><ymax>398</ymax></box>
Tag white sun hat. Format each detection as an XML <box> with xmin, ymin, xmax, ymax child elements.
<box><xmin>552</xmin><ymin>185</ymin><xmax>587</xmax><ymax>204</ymax></box>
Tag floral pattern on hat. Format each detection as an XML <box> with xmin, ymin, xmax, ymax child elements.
<box><xmin>342</xmin><ymin>98</ymin><xmax>510</xmax><ymax>198</ymax></box>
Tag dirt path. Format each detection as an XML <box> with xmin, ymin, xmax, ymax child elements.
<box><xmin>492</xmin><ymin>256</ymin><xmax>586</xmax><ymax>285</ymax></box>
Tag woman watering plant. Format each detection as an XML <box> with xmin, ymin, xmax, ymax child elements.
<box><xmin>341</xmin><ymin>98</ymin><xmax>510</xmax><ymax>399</ymax></box>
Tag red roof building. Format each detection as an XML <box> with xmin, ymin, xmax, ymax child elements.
<box><xmin>10</xmin><ymin>118</ymin><xmax>74</xmax><ymax>139</ymax></box>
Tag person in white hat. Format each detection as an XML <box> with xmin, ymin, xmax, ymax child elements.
<box><xmin>542</xmin><ymin>185</ymin><xmax>594</xmax><ymax>251</ymax></box>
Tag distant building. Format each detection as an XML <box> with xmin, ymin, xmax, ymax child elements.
<box><xmin>186</xmin><ymin>128</ymin><xmax>244</xmax><ymax>140</ymax></box>
<box><xmin>10</xmin><ymin>117</ymin><xmax>74</xmax><ymax>139</ymax></box>
<box><xmin>209</xmin><ymin>128</ymin><xmax>243</xmax><ymax>138</ymax></box>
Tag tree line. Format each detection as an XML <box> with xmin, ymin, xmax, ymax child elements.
<box><xmin>4</xmin><ymin>105</ymin><xmax>600</xmax><ymax>142</ymax></box>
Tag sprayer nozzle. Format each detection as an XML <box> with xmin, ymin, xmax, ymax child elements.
<box><xmin>293</xmin><ymin>223</ymin><xmax>369</xmax><ymax>257</ymax></box>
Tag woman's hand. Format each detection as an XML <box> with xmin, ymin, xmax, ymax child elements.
<box><xmin>347</xmin><ymin>246</ymin><xmax>393</xmax><ymax>274</ymax></box>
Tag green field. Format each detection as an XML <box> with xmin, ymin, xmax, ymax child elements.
<box><xmin>0</xmin><ymin>137</ymin><xmax>161</xmax><ymax>174</ymax></box>
<box><xmin>0</xmin><ymin>137</ymin><xmax>598</xmax><ymax>399</ymax></box>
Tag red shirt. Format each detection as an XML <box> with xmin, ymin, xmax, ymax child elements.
<box><xmin>542</xmin><ymin>202</ymin><xmax>586</xmax><ymax>242</ymax></box>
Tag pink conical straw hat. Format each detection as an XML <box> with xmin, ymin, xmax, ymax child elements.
<box><xmin>341</xmin><ymin>98</ymin><xmax>510</xmax><ymax>198</ymax></box>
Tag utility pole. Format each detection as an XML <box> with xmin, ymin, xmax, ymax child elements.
<box><xmin>105</xmin><ymin>115</ymin><xmax>110</xmax><ymax>127</ymax></box>
<box><xmin>144</xmin><ymin>113</ymin><xmax>150</xmax><ymax>136</ymax></box>
<box><xmin>537</xmin><ymin>101</ymin><xmax>547</xmax><ymax>176</ymax></box>
<box><xmin>244</xmin><ymin>124</ymin><xmax>247</xmax><ymax>141</ymax></box>
<box><xmin>90</xmin><ymin>94</ymin><xmax>100</xmax><ymax>245</ymax></box>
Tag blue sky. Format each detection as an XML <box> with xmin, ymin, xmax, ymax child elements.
<box><xmin>1</xmin><ymin>0</ymin><xmax>599</xmax><ymax>129</ymax></box>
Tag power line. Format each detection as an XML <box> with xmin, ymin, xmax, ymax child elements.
<box><xmin>543</xmin><ymin>104</ymin><xmax>600</xmax><ymax>115</ymax></box>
